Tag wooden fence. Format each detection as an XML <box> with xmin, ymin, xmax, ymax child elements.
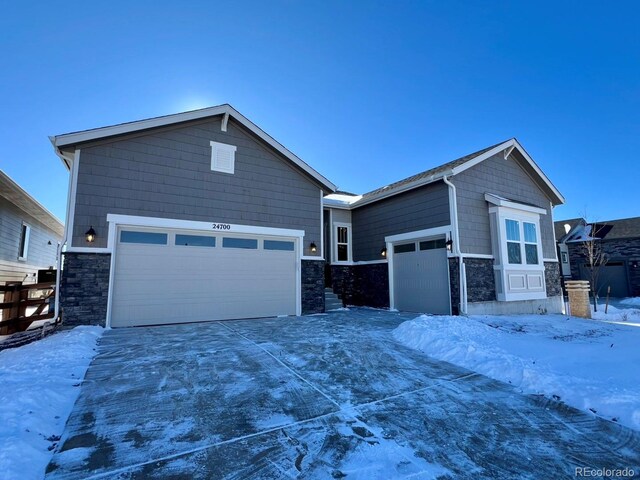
<box><xmin>0</xmin><ymin>282</ymin><xmax>57</xmax><ymax>336</ymax></box>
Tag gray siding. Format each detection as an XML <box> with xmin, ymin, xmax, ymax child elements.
<box><xmin>453</xmin><ymin>152</ymin><xmax>556</xmax><ymax>258</ymax></box>
<box><xmin>331</xmin><ymin>208</ymin><xmax>351</xmax><ymax>224</ymax></box>
<box><xmin>0</xmin><ymin>196</ymin><xmax>61</xmax><ymax>283</ymax></box>
<box><xmin>352</xmin><ymin>182</ymin><xmax>450</xmax><ymax>261</ymax></box>
<box><xmin>72</xmin><ymin>116</ymin><xmax>323</xmax><ymax>256</ymax></box>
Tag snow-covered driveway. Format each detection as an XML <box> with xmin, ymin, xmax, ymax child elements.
<box><xmin>46</xmin><ymin>309</ymin><xmax>639</xmax><ymax>479</ymax></box>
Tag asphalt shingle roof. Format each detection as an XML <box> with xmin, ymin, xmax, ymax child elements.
<box><xmin>360</xmin><ymin>140</ymin><xmax>510</xmax><ymax>199</ymax></box>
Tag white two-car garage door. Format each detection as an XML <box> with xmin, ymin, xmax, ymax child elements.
<box><xmin>110</xmin><ymin>228</ymin><xmax>298</xmax><ymax>327</ymax></box>
<box><xmin>392</xmin><ymin>237</ymin><xmax>451</xmax><ymax>314</ymax></box>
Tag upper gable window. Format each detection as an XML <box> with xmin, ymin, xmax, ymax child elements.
<box><xmin>210</xmin><ymin>141</ymin><xmax>237</xmax><ymax>174</ymax></box>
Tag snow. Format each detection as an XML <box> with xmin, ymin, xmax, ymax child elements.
<box><xmin>0</xmin><ymin>326</ymin><xmax>103</xmax><ymax>480</ymax></box>
<box><xmin>393</xmin><ymin>311</ymin><xmax>640</xmax><ymax>431</ymax></box>
<box><xmin>620</xmin><ymin>296</ymin><xmax>640</xmax><ymax>307</ymax></box>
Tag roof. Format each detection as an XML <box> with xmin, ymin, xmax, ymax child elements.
<box><xmin>361</xmin><ymin>141</ymin><xmax>504</xmax><ymax>200</ymax></box>
<box><xmin>325</xmin><ymin>138</ymin><xmax>565</xmax><ymax>209</ymax></box>
<box><xmin>0</xmin><ymin>170</ymin><xmax>64</xmax><ymax>236</ymax></box>
<box><xmin>50</xmin><ymin>104</ymin><xmax>337</xmax><ymax>193</ymax></box>
<box><xmin>556</xmin><ymin>216</ymin><xmax>640</xmax><ymax>242</ymax></box>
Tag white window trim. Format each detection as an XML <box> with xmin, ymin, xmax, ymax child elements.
<box><xmin>18</xmin><ymin>223</ymin><xmax>31</xmax><ymax>261</ymax></box>
<box><xmin>333</xmin><ymin>222</ymin><xmax>352</xmax><ymax>264</ymax></box>
<box><xmin>504</xmin><ymin>218</ymin><xmax>541</xmax><ymax>267</ymax></box>
<box><xmin>489</xmin><ymin>205</ymin><xmax>546</xmax><ymax>301</ymax></box>
<box><xmin>210</xmin><ymin>141</ymin><xmax>237</xmax><ymax>174</ymax></box>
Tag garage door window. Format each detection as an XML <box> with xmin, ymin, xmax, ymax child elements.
<box><xmin>223</xmin><ymin>237</ymin><xmax>258</xmax><ymax>249</ymax></box>
<box><xmin>120</xmin><ymin>231</ymin><xmax>168</xmax><ymax>245</ymax></box>
<box><xmin>175</xmin><ymin>234</ymin><xmax>216</xmax><ymax>247</ymax></box>
<box><xmin>420</xmin><ymin>239</ymin><xmax>446</xmax><ymax>250</ymax></box>
<box><xmin>264</xmin><ymin>240</ymin><xmax>295</xmax><ymax>251</ymax></box>
<box><xmin>394</xmin><ymin>243</ymin><xmax>416</xmax><ymax>254</ymax></box>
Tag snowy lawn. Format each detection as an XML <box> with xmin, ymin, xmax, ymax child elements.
<box><xmin>393</xmin><ymin>306</ymin><xmax>640</xmax><ymax>432</ymax></box>
<box><xmin>0</xmin><ymin>326</ymin><xmax>103</xmax><ymax>480</ymax></box>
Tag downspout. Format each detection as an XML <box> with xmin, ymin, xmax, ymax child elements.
<box><xmin>442</xmin><ymin>175</ymin><xmax>467</xmax><ymax>314</ymax></box>
<box><xmin>52</xmin><ymin>146</ymin><xmax>75</xmax><ymax>324</ymax></box>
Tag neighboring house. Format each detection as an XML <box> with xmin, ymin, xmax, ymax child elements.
<box><xmin>0</xmin><ymin>170</ymin><xmax>63</xmax><ymax>285</ymax></box>
<box><xmin>555</xmin><ymin>217</ymin><xmax>640</xmax><ymax>298</ymax></box>
<box><xmin>51</xmin><ymin>105</ymin><xmax>565</xmax><ymax>328</ymax></box>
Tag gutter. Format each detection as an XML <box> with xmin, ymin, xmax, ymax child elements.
<box><xmin>442</xmin><ymin>175</ymin><xmax>467</xmax><ymax>314</ymax></box>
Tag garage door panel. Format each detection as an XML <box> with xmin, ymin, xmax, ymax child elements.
<box><xmin>393</xmin><ymin>243</ymin><xmax>450</xmax><ymax>314</ymax></box>
<box><xmin>111</xmin><ymin>229</ymin><xmax>297</xmax><ymax>327</ymax></box>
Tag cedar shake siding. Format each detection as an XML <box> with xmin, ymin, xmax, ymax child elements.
<box><xmin>453</xmin><ymin>151</ymin><xmax>556</xmax><ymax>259</ymax></box>
<box><xmin>71</xmin><ymin>116</ymin><xmax>323</xmax><ymax>256</ymax></box>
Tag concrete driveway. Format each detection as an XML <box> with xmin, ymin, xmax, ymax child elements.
<box><xmin>46</xmin><ymin>309</ymin><xmax>639</xmax><ymax>479</ymax></box>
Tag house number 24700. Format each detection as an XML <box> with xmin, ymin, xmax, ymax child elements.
<box><xmin>211</xmin><ymin>223</ymin><xmax>231</xmax><ymax>230</ymax></box>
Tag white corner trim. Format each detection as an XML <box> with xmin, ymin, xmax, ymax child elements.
<box><xmin>66</xmin><ymin>149</ymin><xmax>81</xmax><ymax>248</ymax></box>
<box><xmin>105</xmin><ymin>214</ymin><xmax>305</xmax><ymax>240</ymax></box>
<box><xmin>387</xmin><ymin>240</ymin><xmax>395</xmax><ymax>311</ymax></box>
<box><xmin>484</xmin><ymin>193</ymin><xmax>547</xmax><ymax>215</ymax></box>
<box><xmin>320</xmin><ymin>189</ymin><xmax>324</xmax><ymax>260</ymax></box>
<box><xmin>385</xmin><ymin>225</ymin><xmax>452</xmax><ymax>244</ymax></box>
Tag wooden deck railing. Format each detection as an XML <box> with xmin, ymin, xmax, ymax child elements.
<box><xmin>0</xmin><ymin>282</ymin><xmax>57</xmax><ymax>335</ymax></box>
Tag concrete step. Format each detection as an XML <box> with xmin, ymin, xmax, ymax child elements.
<box><xmin>324</xmin><ymin>288</ymin><xmax>343</xmax><ymax>310</ymax></box>
<box><xmin>325</xmin><ymin>302</ymin><xmax>344</xmax><ymax>310</ymax></box>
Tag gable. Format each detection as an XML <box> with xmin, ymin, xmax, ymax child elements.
<box><xmin>52</xmin><ymin>104</ymin><xmax>336</xmax><ymax>193</ymax></box>
<box><xmin>70</xmin><ymin>116</ymin><xmax>324</xmax><ymax>248</ymax></box>
<box><xmin>453</xmin><ymin>151</ymin><xmax>557</xmax><ymax>258</ymax></box>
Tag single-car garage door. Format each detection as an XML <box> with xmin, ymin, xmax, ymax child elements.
<box><xmin>392</xmin><ymin>237</ymin><xmax>451</xmax><ymax>314</ymax></box>
<box><xmin>110</xmin><ymin>228</ymin><xmax>298</xmax><ymax>327</ymax></box>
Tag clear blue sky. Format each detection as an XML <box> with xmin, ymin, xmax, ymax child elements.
<box><xmin>1</xmin><ymin>1</ymin><xmax>638</xmax><ymax>224</ymax></box>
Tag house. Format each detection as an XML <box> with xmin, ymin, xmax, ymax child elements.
<box><xmin>51</xmin><ymin>105</ymin><xmax>565</xmax><ymax>328</ymax></box>
<box><xmin>0</xmin><ymin>170</ymin><xmax>64</xmax><ymax>285</ymax></box>
<box><xmin>323</xmin><ymin>140</ymin><xmax>565</xmax><ymax>316</ymax></box>
<box><xmin>555</xmin><ymin>216</ymin><xmax>640</xmax><ymax>298</ymax></box>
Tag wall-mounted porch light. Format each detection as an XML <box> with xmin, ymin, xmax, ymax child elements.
<box><xmin>310</xmin><ymin>242</ymin><xmax>317</xmax><ymax>253</ymax></box>
<box><xmin>445</xmin><ymin>238</ymin><xmax>453</xmax><ymax>252</ymax></box>
<box><xmin>85</xmin><ymin>226</ymin><xmax>96</xmax><ymax>243</ymax></box>
<box><xmin>380</xmin><ymin>247</ymin><xmax>387</xmax><ymax>257</ymax></box>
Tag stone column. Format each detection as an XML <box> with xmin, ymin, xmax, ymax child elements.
<box><xmin>565</xmin><ymin>280</ymin><xmax>591</xmax><ymax>319</ymax></box>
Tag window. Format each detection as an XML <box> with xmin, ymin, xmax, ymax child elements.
<box><xmin>523</xmin><ymin>222</ymin><xmax>538</xmax><ymax>265</ymax></box>
<box><xmin>18</xmin><ymin>223</ymin><xmax>30</xmax><ymax>260</ymax></box>
<box><xmin>264</xmin><ymin>240</ymin><xmax>295</xmax><ymax>251</ymax></box>
<box><xmin>222</xmin><ymin>237</ymin><xmax>258</xmax><ymax>249</ymax></box>
<box><xmin>420</xmin><ymin>238</ymin><xmax>446</xmax><ymax>250</ymax></box>
<box><xmin>505</xmin><ymin>220</ymin><xmax>540</xmax><ymax>265</ymax></box>
<box><xmin>335</xmin><ymin>225</ymin><xmax>350</xmax><ymax>262</ymax></box>
<box><xmin>175</xmin><ymin>234</ymin><xmax>216</xmax><ymax>247</ymax></box>
<box><xmin>486</xmin><ymin>194</ymin><xmax>546</xmax><ymax>302</ymax></box>
<box><xmin>506</xmin><ymin>219</ymin><xmax>521</xmax><ymax>264</ymax></box>
<box><xmin>394</xmin><ymin>243</ymin><xmax>416</xmax><ymax>254</ymax></box>
<box><xmin>210</xmin><ymin>141</ymin><xmax>237</xmax><ymax>174</ymax></box>
<box><xmin>120</xmin><ymin>231</ymin><xmax>168</xmax><ymax>245</ymax></box>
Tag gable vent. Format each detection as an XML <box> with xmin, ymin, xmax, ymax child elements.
<box><xmin>210</xmin><ymin>141</ymin><xmax>237</xmax><ymax>174</ymax></box>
